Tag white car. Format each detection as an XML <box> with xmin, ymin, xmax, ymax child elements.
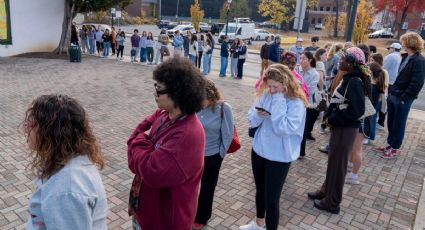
<box><xmin>314</xmin><ymin>23</ymin><xmax>324</xmax><ymax>30</ymax></box>
<box><xmin>368</xmin><ymin>28</ymin><xmax>394</xmax><ymax>38</ymax></box>
<box><xmin>167</xmin><ymin>25</ymin><xmax>196</xmax><ymax>38</ymax></box>
<box><xmin>200</xmin><ymin>22</ymin><xmax>211</xmax><ymax>32</ymax></box>
<box><xmin>254</xmin><ymin>29</ymin><xmax>272</xmax><ymax>40</ymax></box>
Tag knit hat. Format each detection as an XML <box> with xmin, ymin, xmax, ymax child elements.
<box><xmin>346</xmin><ymin>47</ymin><xmax>366</xmax><ymax>65</ymax></box>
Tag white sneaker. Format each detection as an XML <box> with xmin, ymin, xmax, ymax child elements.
<box><xmin>363</xmin><ymin>139</ymin><xmax>370</xmax><ymax>145</ymax></box>
<box><xmin>345</xmin><ymin>176</ymin><xmax>360</xmax><ymax>185</ymax></box>
<box><xmin>239</xmin><ymin>221</ymin><xmax>266</xmax><ymax>230</ymax></box>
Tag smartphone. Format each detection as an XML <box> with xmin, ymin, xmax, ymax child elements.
<box><xmin>255</xmin><ymin>107</ymin><xmax>271</xmax><ymax>115</ymax></box>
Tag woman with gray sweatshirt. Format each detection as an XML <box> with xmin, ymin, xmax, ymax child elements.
<box><xmin>193</xmin><ymin>79</ymin><xmax>234</xmax><ymax>229</ymax></box>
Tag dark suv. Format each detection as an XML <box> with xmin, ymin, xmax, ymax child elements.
<box><xmin>211</xmin><ymin>23</ymin><xmax>225</xmax><ymax>35</ymax></box>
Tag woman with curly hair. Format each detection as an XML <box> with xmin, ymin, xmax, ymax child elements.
<box><xmin>193</xmin><ymin>79</ymin><xmax>234</xmax><ymax>229</ymax></box>
<box><xmin>241</xmin><ymin>64</ymin><xmax>307</xmax><ymax>230</ymax></box>
<box><xmin>24</xmin><ymin>94</ymin><xmax>107</xmax><ymax>229</ymax></box>
<box><xmin>127</xmin><ymin>57</ymin><xmax>206</xmax><ymax>230</ymax></box>
<box><xmin>308</xmin><ymin>47</ymin><xmax>370</xmax><ymax>214</ymax></box>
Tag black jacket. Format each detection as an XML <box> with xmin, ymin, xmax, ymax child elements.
<box><xmin>260</xmin><ymin>43</ymin><xmax>270</xmax><ymax>59</ymax></box>
<box><xmin>390</xmin><ymin>52</ymin><xmax>425</xmax><ymax>101</ymax></box>
<box><xmin>327</xmin><ymin>71</ymin><xmax>366</xmax><ymax>128</ymax></box>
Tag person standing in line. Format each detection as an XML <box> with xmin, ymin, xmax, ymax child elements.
<box><xmin>139</xmin><ymin>31</ymin><xmax>148</xmax><ymax>63</ymax></box>
<box><xmin>241</xmin><ymin>64</ymin><xmax>307</xmax><ymax>230</ymax></box>
<box><xmin>197</xmin><ymin>34</ymin><xmax>205</xmax><ymax>69</ymax></box>
<box><xmin>298</xmin><ymin>52</ymin><xmax>321</xmax><ymax>159</ymax></box>
<box><xmin>206</xmin><ymin>32</ymin><xmax>215</xmax><ymax>74</ymax></box>
<box><xmin>183</xmin><ymin>30</ymin><xmax>192</xmax><ymax>58</ymax></box>
<box><xmin>188</xmin><ymin>35</ymin><xmax>198</xmax><ymax>66</ymax></box>
<box><xmin>95</xmin><ymin>27</ymin><xmax>104</xmax><ymax>57</ymax></box>
<box><xmin>308</xmin><ymin>47</ymin><xmax>369</xmax><ymax>214</ymax></box>
<box><xmin>111</xmin><ymin>26</ymin><xmax>117</xmax><ymax>56</ymax></box>
<box><xmin>289</xmin><ymin>38</ymin><xmax>304</xmax><ymax>65</ymax></box>
<box><xmin>101</xmin><ymin>29</ymin><xmax>111</xmax><ymax>58</ymax></box>
<box><xmin>158</xmin><ymin>29</ymin><xmax>170</xmax><ymax>63</ymax></box>
<box><xmin>378</xmin><ymin>43</ymin><xmax>402</xmax><ymax>130</ymax></box>
<box><xmin>172</xmin><ymin>30</ymin><xmax>184</xmax><ymax>57</ymax></box>
<box><xmin>88</xmin><ymin>26</ymin><xmax>96</xmax><ymax>55</ymax></box>
<box><xmin>236</xmin><ymin>40</ymin><xmax>247</xmax><ymax>79</ymax></box>
<box><xmin>260</xmin><ymin>36</ymin><xmax>271</xmax><ymax>76</ymax></box>
<box><xmin>24</xmin><ymin>94</ymin><xmax>108</xmax><ymax>229</ymax></box>
<box><xmin>304</xmin><ymin>36</ymin><xmax>320</xmax><ymax>55</ymax></box>
<box><xmin>268</xmin><ymin>36</ymin><xmax>281</xmax><ymax>64</ymax></box>
<box><xmin>70</xmin><ymin>23</ymin><xmax>79</xmax><ymax>45</ymax></box>
<box><xmin>230</xmin><ymin>39</ymin><xmax>239</xmax><ymax>78</ymax></box>
<box><xmin>116</xmin><ymin>31</ymin><xmax>126</xmax><ymax>60</ymax></box>
<box><xmin>377</xmin><ymin>32</ymin><xmax>425</xmax><ymax>158</ymax></box>
<box><xmin>146</xmin><ymin>32</ymin><xmax>155</xmax><ymax>64</ymax></box>
<box><xmin>193</xmin><ymin>79</ymin><xmax>234</xmax><ymax>230</ymax></box>
<box><xmin>219</xmin><ymin>36</ymin><xmax>230</xmax><ymax>77</ymax></box>
<box><xmin>127</xmin><ymin>57</ymin><xmax>206</xmax><ymax>230</ymax></box>
<box><xmin>79</xmin><ymin>25</ymin><xmax>89</xmax><ymax>53</ymax></box>
<box><xmin>131</xmin><ymin>29</ymin><xmax>140</xmax><ymax>62</ymax></box>
<box><xmin>202</xmin><ymin>39</ymin><xmax>212</xmax><ymax>75</ymax></box>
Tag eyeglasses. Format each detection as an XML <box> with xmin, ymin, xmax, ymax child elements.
<box><xmin>154</xmin><ymin>83</ymin><xmax>168</xmax><ymax>97</ymax></box>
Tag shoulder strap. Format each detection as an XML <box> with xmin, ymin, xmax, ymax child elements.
<box><xmin>220</xmin><ymin>101</ymin><xmax>225</xmax><ymax>119</ymax></box>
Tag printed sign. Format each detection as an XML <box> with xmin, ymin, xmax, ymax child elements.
<box><xmin>0</xmin><ymin>0</ymin><xmax>12</xmax><ymax>44</ymax></box>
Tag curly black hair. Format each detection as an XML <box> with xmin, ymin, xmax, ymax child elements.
<box><xmin>153</xmin><ymin>57</ymin><xmax>206</xmax><ymax>115</ymax></box>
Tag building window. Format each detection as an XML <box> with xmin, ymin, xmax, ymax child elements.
<box><xmin>320</xmin><ymin>7</ymin><xmax>324</xmax><ymax>11</ymax></box>
<box><xmin>311</xmin><ymin>18</ymin><xmax>316</xmax><ymax>24</ymax></box>
<box><xmin>326</xmin><ymin>6</ymin><xmax>330</xmax><ymax>11</ymax></box>
<box><xmin>333</xmin><ymin>7</ymin><xmax>337</xmax><ymax>12</ymax></box>
<box><xmin>314</xmin><ymin>6</ymin><xmax>317</xmax><ymax>11</ymax></box>
<box><xmin>318</xmin><ymin>18</ymin><xmax>322</xmax><ymax>24</ymax></box>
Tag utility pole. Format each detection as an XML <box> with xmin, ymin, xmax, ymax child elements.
<box><xmin>175</xmin><ymin>0</ymin><xmax>179</xmax><ymax>21</ymax></box>
<box><xmin>296</xmin><ymin>0</ymin><xmax>305</xmax><ymax>40</ymax></box>
<box><xmin>346</xmin><ymin>0</ymin><xmax>359</xmax><ymax>42</ymax></box>
<box><xmin>158</xmin><ymin>0</ymin><xmax>162</xmax><ymax>20</ymax></box>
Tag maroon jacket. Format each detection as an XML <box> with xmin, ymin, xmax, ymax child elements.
<box><xmin>128</xmin><ymin>109</ymin><xmax>205</xmax><ymax>230</ymax></box>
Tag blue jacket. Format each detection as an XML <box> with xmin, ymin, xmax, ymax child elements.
<box><xmin>268</xmin><ymin>42</ymin><xmax>280</xmax><ymax>63</ymax></box>
<box><xmin>220</xmin><ymin>42</ymin><xmax>229</xmax><ymax>57</ymax></box>
<box><xmin>173</xmin><ymin>35</ymin><xmax>184</xmax><ymax>48</ymax></box>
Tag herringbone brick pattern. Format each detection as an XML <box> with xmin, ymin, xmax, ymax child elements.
<box><xmin>1</xmin><ymin>57</ymin><xmax>424</xmax><ymax>229</ymax></box>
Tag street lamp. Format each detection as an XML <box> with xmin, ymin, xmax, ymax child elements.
<box><xmin>225</xmin><ymin>0</ymin><xmax>232</xmax><ymax>36</ymax></box>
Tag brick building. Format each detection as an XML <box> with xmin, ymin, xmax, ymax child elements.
<box><xmin>308</xmin><ymin>0</ymin><xmax>347</xmax><ymax>25</ymax></box>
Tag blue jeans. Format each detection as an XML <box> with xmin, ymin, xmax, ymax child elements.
<box><xmin>189</xmin><ymin>54</ymin><xmax>197</xmax><ymax>66</ymax></box>
<box><xmin>231</xmin><ymin>58</ymin><xmax>238</xmax><ymax>77</ymax></box>
<box><xmin>89</xmin><ymin>39</ymin><xmax>95</xmax><ymax>54</ymax></box>
<box><xmin>364</xmin><ymin>101</ymin><xmax>381</xmax><ymax>140</ymax></box>
<box><xmin>203</xmin><ymin>54</ymin><xmax>211</xmax><ymax>75</ymax></box>
<box><xmin>140</xmin><ymin>47</ymin><xmax>147</xmax><ymax>62</ymax></box>
<box><xmin>219</xmin><ymin>56</ymin><xmax>228</xmax><ymax>76</ymax></box>
<box><xmin>103</xmin><ymin>42</ymin><xmax>110</xmax><ymax>57</ymax></box>
<box><xmin>386</xmin><ymin>94</ymin><xmax>414</xmax><ymax>149</ymax></box>
<box><xmin>208</xmin><ymin>53</ymin><xmax>212</xmax><ymax>73</ymax></box>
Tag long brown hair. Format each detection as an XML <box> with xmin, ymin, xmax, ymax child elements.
<box><xmin>369</xmin><ymin>62</ymin><xmax>385</xmax><ymax>93</ymax></box>
<box><xmin>23</xmin><ymin>95</ymin><xmax>104</xmax><ymax>180</ymax></box>
<box><xmin>258</xmin><ymin>64</ymin><xmax>308</xmax><ymax>106</ymax></box>
<box><xmin>204</xmin><ymin>79</ymin><xmax>222</xmax><ymax>112</ymax></box>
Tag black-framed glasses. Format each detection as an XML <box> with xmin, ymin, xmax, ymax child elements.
<box><xmin>154</xmin><ymin>83</ymin><xmax>168</xmax><ymax>97</ymax></box>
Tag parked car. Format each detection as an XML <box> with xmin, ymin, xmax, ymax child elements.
<box><xmin>167</xmin><ymin>25</ymin><xmax>196</xmax><ymax>38</ymax></box>
<box><xmin>368</xmin><ymin>28</ymin><xmax>394</xmax><ymax>38</ymax></box>
<box><xmin>157</xmin><ymin>20</ymin><xmax>172</xmax><ymax>29</ymax></box>
<box><xmin>211</xmin><ymin>23</ymin><xmax>225</xmax><ymax>35</ymax></box>
<box><xmin>314</xmin><ymin>23</ymin><xmax>324</xmax><ymax>30</ymax></box>
<box><xmin>258</xmin><ymin>20</ymin><xmax>279</xmax><ymax>29</ymax></box>
<box><xmin>254</xmin><ymin>29</ymin><xmax>272</xmax><ymax>40</ymax></box>
<box><xmin>200</xmin><ymin>22</ymin><xmax>211</xmax><ymax>33</ymax></box>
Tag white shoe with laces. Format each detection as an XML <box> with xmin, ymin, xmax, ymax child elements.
<box><xmin>239</xmin><ymin>220</ymin><xmax>266</xmax><ymax>230</ymax></box>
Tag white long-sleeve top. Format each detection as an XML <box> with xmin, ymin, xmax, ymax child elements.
<box><xmin>189</xmin><ymin>41</ymin><xmax>198</xmax><ymax>56</ymax></box>
<box><xmin>248</xmin><ymin>92</ymin><xmax>306</xmax><ymax>162</ymax></box>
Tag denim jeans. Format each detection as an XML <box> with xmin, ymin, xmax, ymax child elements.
<box><xmin>89</xmin><ymin>39</ymin><xmax>95</xmax><ymax>54</ymax></box>
<box><xmin>189</xmin><ymin>54</ymin><xmax>197</xmax><ymax>66</ymax></box>
<box><xmin>81</xmin><ymin>39</ymin><xmax>88</xmax><ymax>53</ymax></box>
<box><xmin>203</xmin><ymin>54</ymin><xmax>210</xmax><ymax>75</ymax></box>
<box><xmin>103</xmin><ymin>42</ymin><xmax>110</xmax><ymax>57</ymax></box>
<box><xmin>231</xmin><ymin>58</ymin><xmax>238</xmax><ymax>77</ymax></box>
<box><xmin>155</xmin><ymin>48</ymin><xmax>161</xmax><ymax>64</ymax></box>
<box><xmin>140</xmin><ymin>47</ymin><xmax>147</xmax><ymax>62</ymax></box>
<box><xmin>219</xmin><ymin>56</ymin><xmax>228</xmax><ymax>76</ymax></box>
<box><xmin>208</xmin><ymin>53</ymin><xmax>212</xmax><ymax>73</ymax></box>
<box><xmin>386</xmin><ymin>94</ymin><xmax>414</xmax><ymax>149</ymax></box>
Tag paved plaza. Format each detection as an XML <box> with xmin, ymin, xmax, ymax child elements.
<box><xmin>1</xmin><ymin>56</ymin><xmax>425</xmax><ymax>229</ymax></box>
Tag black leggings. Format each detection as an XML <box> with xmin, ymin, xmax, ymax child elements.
<box><xmin>237</xmin><ymin>59</ymin><xmax>246</xmax><ymax>78</ymax></box>
<box><xmin>116</xmin><ymin>45</ymin><xmax>124</xmax><ymax>58</ymax></box>
<box><xmin>194</xmin><ymin>154</ymin><xmax>223</xmax><ymax>225</ymax></box>
<box><xmin>96</xmin><ymin>41</ymin><xmax>102</xmax><ymax>54</ymax></box>
<box><xmin>300</xmin><ymin>108</ymin><xmax>321</xmax><ymax>156</ymax></box>
<box><xmin>197</xmin><ymin>51</ymin><xmax>203</xmax><ymax>69</ymax></box>
<box><xmin>251</xmin><ymin>150</ymin><xmax>290</xmax><ymax>230</ymax></box>
<box><xmin>147</xmin><ymin>47</ymin><xmax>154</xmax><ymax>62</ymax></box>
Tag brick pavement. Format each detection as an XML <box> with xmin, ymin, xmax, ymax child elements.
<box><xmin>1</xmin><ymin>56</ymin><xmax>425</xmax><ymax>230</ymax></box>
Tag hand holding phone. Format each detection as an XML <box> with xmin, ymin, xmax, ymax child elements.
<box><xmin>255</xmin><ymin>106</ymin><xmax>271</xmax><ymax>115</ymax></box>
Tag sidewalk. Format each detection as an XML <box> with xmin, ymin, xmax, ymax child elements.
<box><xmin>1</xmin><ymin>56</ymin><xmax>425</xmax><ymax>229</ymax></box>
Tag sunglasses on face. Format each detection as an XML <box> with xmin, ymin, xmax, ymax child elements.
<box><xmin>154</xmin><ymin>83</ymin><xmax>168</xmax><ymax>97</ymax></box>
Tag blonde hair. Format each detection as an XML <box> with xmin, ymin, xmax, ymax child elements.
<box><xmin>258</xmin><ymin>64</ymin><xmax>308</xmax><ymax>106</ymax></box>
<box><xmin>327</xmin><ymin>43</ymin><xmax>343</xmax><ymax>61</ymax></box>
<box><xmin>400</xmin><ymin>32</ymin><xmax>424</xmax><ymax>53</ymax></box>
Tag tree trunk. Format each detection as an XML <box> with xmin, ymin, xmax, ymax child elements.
<box><xmin>55</xmin><ymin>3</ymin><xmax>74</xmax><ymax>55</ymax></box>
<box><xmin>345</xmin><ymin>0</ymin><xmax>353</xmax><ymax>39</ymax></box>
<box><xmin>334</xmin><ymin>0</ymin><xmax>339</xmax><ymax>37</ymax></box>
<box><xmin>397</xmin><ymin>6</ymin><xmax>408</xmax><ymax>39</ymax></box>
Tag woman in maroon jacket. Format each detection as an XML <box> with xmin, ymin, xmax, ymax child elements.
<box><xmin>127</xmin><ymin>57</ymin><xmax>207</xmax><ymax>230</ymax></box>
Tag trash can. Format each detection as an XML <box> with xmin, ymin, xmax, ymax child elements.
<box><xmin>68</xmin><ymin>45</ymin><xmax>81</xmax><ymax>63</ymax></box>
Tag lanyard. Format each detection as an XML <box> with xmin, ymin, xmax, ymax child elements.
<box><xmin>151</xmin><ymin>114</ymin><xmax>185</xmax><ymax>143</ymax></box>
